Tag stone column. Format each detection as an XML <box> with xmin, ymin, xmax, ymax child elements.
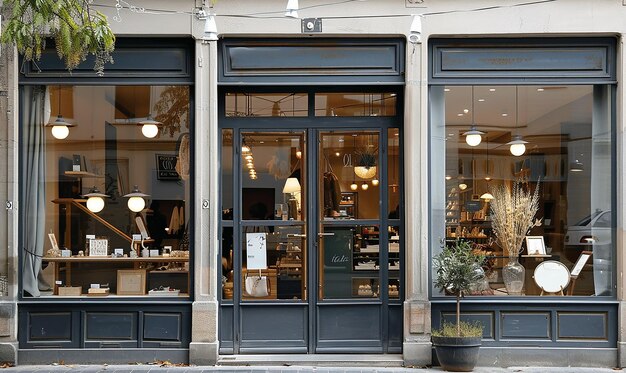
<box><xmin>189</xmin><ymin>37</ymin><xmax>220</xmax><ymax>365</ymax></box>
<box><xmin>402</xmin><ymin>32</ymin><xmax>432</xmax><ymax>366</ymax></box>
<box><xmin>0</xmin><ymin>16</ymin><xmax>19</xmax><ymax>363</ymax></box>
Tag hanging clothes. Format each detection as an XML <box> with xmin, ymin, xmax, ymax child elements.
<box><xmin>169</xmin><ymin>206</ymin><xmax>180</xmax><ymax>235</ymax></box>
<box><xmin>179</xmin><ymin>206</ymin><xmax>185</xmax><ymax>231</ymax></box>
<box><xmin>323</xmin><ymin>171</ymin><xmax>341</xmax><ymax>217</ymax></box>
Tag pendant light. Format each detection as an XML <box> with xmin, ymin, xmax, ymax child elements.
<box><xmin>123</xmin><ymin>185</ymin><xmax>150</xmax><ymax>212</ymax></box>
<box><xmin>83</xmin><ymin>187</ymin><xmax>109</xmax><ymax>213</ymax></box>
<box><xmin>139</xmin><ymin>114</ymin><xmax>162</xmax><ymax>138</ymax></box>
<box><xmin>507</xmin><ymin>87</ymin><xmax>528</xmax><ymax>156</ymax></box>
<box><xmin>479</xmin><ymin>135</ymin><xmax>495</xmax><ymax>199</ymax></box>
<box><xmin>46</xmin><ymin>86</ymin><xmax>76</xmax><ymax>140</ymax></box>
<box><xmin>361</xmin><ymin>182</ymin><xmax>369</xmax><ymax>190</ymax></box>
<box><xmin>463</xmin><ymin>86</ymin><xmax>484</xmax><ymax>147</ymax></box>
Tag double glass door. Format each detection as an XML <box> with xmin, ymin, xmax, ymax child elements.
<box><xmin>220</xmin><ymin>127</ymin><xmax>402</xmax><ymax>354</ymax></box>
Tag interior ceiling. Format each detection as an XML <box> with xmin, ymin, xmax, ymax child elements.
<box><xmin>444</xmin><ymin>85</ymin><xmax>593</xmax><ymax>145</ymax></box>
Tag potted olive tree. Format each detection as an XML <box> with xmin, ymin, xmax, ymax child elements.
<box><xmin>432</xmin><ymin>240</ymin><xmax>485</xmax><ymax>372</ymax></box>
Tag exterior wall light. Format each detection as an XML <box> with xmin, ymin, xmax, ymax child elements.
<box><xmin>285</xmin><ymin>0</ymin><xmax>299</xmax><ymax>18</ymax></box>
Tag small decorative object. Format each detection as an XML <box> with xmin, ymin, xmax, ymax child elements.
<box><xmin>141</xmin><ymin>248</ymin><xmax>149</xmax><ymax>258</ymax></box>
<box><xmin>534</xmin><ymin>260</ymin><xmax>570</xmax><ymax>296</ymax></box>
<box><xmin>58</xmin><ymin>286</ymin><xmax>82</xmax><ymax>296</ymax></box>
<box><xmin>129</xmin><ymin>250</ymin><xmax>137</xmax><ymax>258</ymax></box>
<box><xmin>525</xmin><ymin>236</ymin><xmax>546</xmax><ymax>256</ymax></box>
<box><xmin>149</xmin><ymin>249</ymin><xmax>159</xmax><ymax>257</ymax></box>
<box><xmin>48</xmin><ymin>233</ymin><xmax>60</xmax><ymax>251</ymax></box>
<box><xmin>61</xmin><ymin>249</ymin><xmax>71</xmax><ymax>257</ymax></box>
<box><xmin>117</xmin><ymin>269</ymin><xmax>146</xmax><ymax>295</ymax></box>
<box><xmin>162</xmin><ymin>246</ymin><xmax>172</xmax><ymax>257</ymax></box>
<box><xmin>114</xmin><ymin>248</ymin><xmax>124</xmax><ymax>257</ymax></box>
<box><xmin>432</xmin><ymin>240</ymin><xmax>485</xmax><ymax>372</ymax></box>
<box><xmin>88</xmin><ymin>239</ymin><xmax>108</xmax><ymax>256</ymax></box>
<box><xmin>148</xmin><ymin>286</ymin><xmax>180</xmax><ymax>297</ymax></box>
<box><xmin>490</xmin><ymin>179</ymin><xmax>541</xmax><ymax>296</ymax></box>
<box><xmin>78</xmin><ymin>250</ymin><xmax>84</xmax><ymax>256</ymax></box>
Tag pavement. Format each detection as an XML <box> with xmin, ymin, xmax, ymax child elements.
<box><xmin>0</xmin><ymin>365</ymin><xmax>620</xmax><ymax>373</ymax></box>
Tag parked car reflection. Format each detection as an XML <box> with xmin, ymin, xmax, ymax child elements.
<box><xmin>565</xmin><ymin>210</ymin><xmax>613</xmax><ymax>296</ymax></box>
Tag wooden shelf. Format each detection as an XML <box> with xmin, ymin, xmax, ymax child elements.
<box><xmin>64</xmin><ymin>171</ymin><xmax>104</xmax><ymax>178</ymax></box>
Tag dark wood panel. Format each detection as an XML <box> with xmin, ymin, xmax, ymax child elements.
<box><xmin>501</xmin><ymin>312</ymin><xmax>551</xmax><ymax>339</ymax></box>
<box><xmin>28</xmin><ymin>312</ymin><xmax>72</xmax><ymax>341</ymax></box>
<box><xmin>558</xmin><ymin>312</ymin><xmax>608</xmax><ymax>340</ymax></box>
<box><xmin>143</xmin><ymin>313</ymin><xmax>182</xmax><ymax>341</ymax></box>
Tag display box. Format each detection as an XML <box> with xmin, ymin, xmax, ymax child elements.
<box><xmin>58</xmin><ymin>286</ymin><xmax>82</xmax><ymax>296</ymax></box>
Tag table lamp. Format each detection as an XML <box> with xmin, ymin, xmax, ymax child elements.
<box><xmin>282</xmin><ymin>177</ymin><xmax>301</xmax><ymax>220</ymax></box>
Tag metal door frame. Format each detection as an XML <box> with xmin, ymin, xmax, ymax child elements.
<box><xmin>218</xmin><ymin>87</ymin><xmax>404</xmax><ymax>354</ymax></box>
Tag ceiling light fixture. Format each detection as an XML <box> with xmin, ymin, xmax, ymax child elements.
<box><xmin>138</xmin><ymin>114</ymin><xmax>162</xmax><ymax>138</ymax></box>
<box><xmin>123</xmin><ymin>185</ymin><xmax>150</xmax><ymax>213</ymax></box>
<box><xmin>46</xmin><ymin>86</ymin><xmax>76</xmax><ymax>140</ymax></box>
<box><xmin>463</xmin><ymin>86</ymin><xmax>484</xmax><ymax>147</ymax></box>
<box><xmin>83</xmin><ymin>186</ymin><xmax>109</xmax><ymax>213</ymax></box>
<box><xmin>506</xmin><ymin>86</ymin><xmax>527</xmax><ymax>156</ymax></box>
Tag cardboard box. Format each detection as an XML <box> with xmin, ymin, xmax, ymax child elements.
<box><xmin>58</xmin><ymin>286</ymin><xmax>82</xmax><ymax>296</ymax></box>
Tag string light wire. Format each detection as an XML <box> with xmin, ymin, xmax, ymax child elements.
<box><xmin>94</xmin><ymin>0</ymin><xmax>557</xmax><ymax>22</ymax></box>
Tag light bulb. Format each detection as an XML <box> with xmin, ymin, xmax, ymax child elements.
<box><xmin>510</xmin><ymin>143</ymin><xmax>526</xmax><ymax>156</ymax></box>
<box><xmin>507</xmin><ymin>135</ymin><xmax>528</xmax><ymax>157</ymax></box>
<box><xmin>296</xmin><ymin>150</ymin><xmax>302</xmax><ymax>159</ymax></box>
<box><xmin>459</xmin><ymin>183</ymin><xmax>468</xmax><ymax>190</ymax></box>
<box><xmin>51</xmin><ymin>125</ymin><xmax>70</xmax><ymax>139</ymax></box>
<box><xmin>127</xmin><ymin>196</ymin><xmax>146</xmax><ymax>213</ymax></box>
<box><xmin>86</xmin><ymin>196</ymin><xmax>105</xmax><ymax>213</ymax></box>
<box><xmin>361</xmin><ymin>182</ymin><xmax>369</xmax><ymax>190</ymax></box>
<box><xmin>372</xmin><ymin>179</ymin><xmax>379</xmax><ymax>186</ymax></box>
<box><xmin>141</xmin><ymin>124</ymin><xmax>159</xmax><ymax>138</ymax></box>
<box><xmin>350</xmin><ymin>182</ymin><xmax>358</xmax><ymax>191</ymax></box>
<box><xmin>465</xmin><ymin>133</ymin><xmax>482</xmax><ymax>147</ymax></box>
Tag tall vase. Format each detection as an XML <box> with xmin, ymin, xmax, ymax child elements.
<box><xmin>503</xmin><ymin>256</ymin><xmax>525</xmax><ymax>295</ymax></box>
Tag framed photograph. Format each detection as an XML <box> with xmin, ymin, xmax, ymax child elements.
<box><xmin>525</xmin><ymin>236</ymin><xmax>546</xmax><ymax>255</ymax></box>
<box><xmin>89</xmin><ymin>239</ymin><xmax>109</xmax><ymax>256</ymax></box>
<box><xmin>48</xmin><ymin>233</ymin><xmax>59</xmax><ymax>251</ymax></box>
<box><xmin>116</xmin><ymin>269</ymin><xmax>146</xmax><ymax>295</ymax></box>
<box><xmin>571</xmin><ymin>251</ymin><xmax>593</xmax><ymax>277</ymax></box>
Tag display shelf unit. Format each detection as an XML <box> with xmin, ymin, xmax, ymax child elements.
<box><xmin>43</xmin><ymin>256</ymin><xmax>190</xmax><ymax>297</ymax></box>
<box><xmin>339</xmin><ymin>192</ymin><xmax>358</xmax><ymax>218</ymax></box>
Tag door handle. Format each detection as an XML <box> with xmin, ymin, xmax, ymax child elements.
<box><xmin>287</xmin><ymin>234</ymin><xmax>307</xmax><ymax>238</ymax></box>
<box><xmin>318</xmin><ymin>232</ymin><xmax>335</xmax><ymax>237</ymax></box>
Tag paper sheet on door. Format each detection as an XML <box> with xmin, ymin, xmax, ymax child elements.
<box><xmin>246</xmin><ymin>232</ymin><xmax>267</xmax><ymax>270</ymax></box>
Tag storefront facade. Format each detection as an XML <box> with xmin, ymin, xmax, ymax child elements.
<box><xmin>0</xmin><ymin>0</ymin><xmax>624</xmax><ymax>368</ymax></box>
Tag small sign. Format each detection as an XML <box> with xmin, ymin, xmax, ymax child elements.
<box><xmin>156</xmin><ymin>154</ymin><xmax>180</xmax><ymax>180</ymax></box>
<box><xmin>465</xmin><ymin>200</ymin><xmax>481</xmax><ymax>212</ymax></box>
<box><xmin>89</xmin><ymin>239</ymin><xmax>108</xmax><ymax>256</ymax></box>
<box><xmin>246</xmin><ymin>232</ymin><xmax>267</xmax><ymax>270</ymax></box>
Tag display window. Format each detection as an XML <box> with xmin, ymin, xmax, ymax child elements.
<box><xmin>430</xmin><ymin>85</ymin><xmax>614</xmax><ymax>297</ymax></box>
<box><xmin>21</xmin><ymin>85</ymin><xmax>191</xmax><ymax>298</ymax></box>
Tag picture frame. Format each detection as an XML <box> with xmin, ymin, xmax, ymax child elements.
<box><xmin>571</xmin><ymin>251</ymin><xmax>593</xmax><ymax>277</ymax></box>
<box><xmin>525</xmin><ymin>236</ymin><xmax>546</xmax><ymax>256</ymax></box>
<box><xmin>155</xmin><ymin>154</ymin><xmax>180</xmax><ymax>181</ymax></box>
<box><xmin>89</xmin><ymin>239</ymin><xmax>109</xmax><ymax>256</ymax></box>
<box><xmin>116</xmin><ymin>269</ymin><xmax>146</xmax><ymax>295</ymax></box>
<box><xmin>48</xmin><ymin>233</ymin><xmax>60</xmax><ymax>251</ymax></box>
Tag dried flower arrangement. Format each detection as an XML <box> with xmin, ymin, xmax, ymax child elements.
<box><xmin>489</xmin><ymin>179</ymin><xmax>542</xmax><ymax>258</ymax></box>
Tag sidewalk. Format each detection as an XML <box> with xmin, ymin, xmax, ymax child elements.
<box><xmin>0</xmin><ymin>365</ymin><xmax>619</xmax><ymax>373</ymax></box>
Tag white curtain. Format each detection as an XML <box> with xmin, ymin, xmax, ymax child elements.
<box><xmin>22</xmin><ymin>86</ymin><xmax>48</xmax><ymax>297</ymax></box>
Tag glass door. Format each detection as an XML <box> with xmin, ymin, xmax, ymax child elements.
<box><xmin>315</xmin><ymin>130</ymin><xmax>401</xmax><ymax>352</ymax></box>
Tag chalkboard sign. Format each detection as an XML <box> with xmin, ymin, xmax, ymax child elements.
<box><xmin>156</xmin><ymin>154</ymin><xmax>180</xmax><ymax>180</ymax></box>
<box><xmin>322</xmin><ymin>227</ymin><xmax>353</xmax><ymax>299</ymax></box>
